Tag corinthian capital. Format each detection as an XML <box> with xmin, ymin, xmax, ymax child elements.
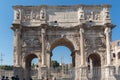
<box><xmin>104</xmin><ymin>27</ymin><xmax>111</xmax><ymax>34</ymax></box>
<box><xmin>79</xmin><ymin>27</ymin><xmax>84</xmax><ymax>33</ymax></box>
<box><xmin>41</xmin><ymin>28</ymin><xmax>45</xmax><ymax>34</ymax></box>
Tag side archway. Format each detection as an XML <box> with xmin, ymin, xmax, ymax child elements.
<box><xmin>88</xmin><ymin>53</ymin><xmax>101</xmax><ymax>67</ymax></box>
<box><xmin>88</xmin><ymin>53</ymin><xmax>101</xmax><ymax>80</ymax></box>
<box><xmin>25</xmin><ymin>54</ymin><xmax>40</xmax><ymax>80</ymax></box>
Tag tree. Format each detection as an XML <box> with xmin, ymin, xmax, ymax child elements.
<box><xmin>0</xmin><ymin>65</ymin><xmax>13</xmax><ymax>70</ymax></box>
<box><xmin>51</xmin><ymin>60</ymin><xmax>60</xmax><ymax>68</ymax></box>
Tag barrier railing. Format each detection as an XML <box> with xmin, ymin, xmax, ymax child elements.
<box><xmin>1</xmin><ymin>67</ymin><xmax>120</xmax><ymax>80</ymax></box>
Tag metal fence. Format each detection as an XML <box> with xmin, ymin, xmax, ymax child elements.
<box><xmin>48</xmin><ymin>67</ymin><xmax>74</xmax><ymax>80</ymax></box>
<box><xmin>0</xmin><ymin>69</ymin><xmax>14</xmax><ymax>80</ymax></box>
<box><xmin>1</xmin><ymin>67</ymin><xmax>120</xmax><ymax>80</ymax></box>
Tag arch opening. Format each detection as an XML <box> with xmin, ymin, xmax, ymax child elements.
<box><xmin>50</xmin><ymin>38</ymin><xmax>74</xmax><ymax>52</ymax></box>
<box><xmin>118</xmin><ymin>52</ymin><xmax>120</xmax><ymax>59</ymax></box>
<box><xmin>51</xmin><ymin>46</ymin><xmax>72</xmax><ymax>65</ymax></box>
<box><xmin>25</xmin><ymin>54</ymin><xmax>39</xmax><ymax>80</ymax></box>
<box><xmin>88</xmin><ymin>53</ymin><xmax>101</xmax><ymax>80</ymax></box>
<box><xmin>88</xmin><ymin>53</ymin><xmax>101</xmax><ymax>67</ymax></box>
<box><xmin>49</xmin><ymin>38</ymin><xmax>75</xmax><ymax>79</ymax></box>
<box><xmin>50</xmin><ymin>38</ymin><xmax>75</xmax><ymax>67</ymax></box>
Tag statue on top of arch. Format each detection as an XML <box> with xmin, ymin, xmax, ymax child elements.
<box><xmin>40</xmin><ymin>8</ymin><xmax>47</xmax><ymax>20</ymax></box>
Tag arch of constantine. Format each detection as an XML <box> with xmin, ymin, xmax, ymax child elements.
<box><xmin>11</xmin><ymin>4</ymin><xmax>119</xmax><ymax>80</ymax></box>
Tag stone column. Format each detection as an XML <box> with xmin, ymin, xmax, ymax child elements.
<box><xmin>46</xmin><ymin>51</ymin><xmax>51</xmax><ymax>68</ymax></box>
<box><xmin>104</xmin><ymin>27</ymin><xmax>111</xmax><ymax>65</ymax></box>
<box><xmin>22</xmin><ymin>52</ymin><xmax>27</xmax><ymax>80</ymax></box>
<box><xmin>104</xmin><ymin>27</ymin><xmax>116</xmax><ymax>80</ymax></box>
<box><xmin>79</xmin><ymin>27</ymin><xmax>85</xmax><ymax>66</ymax></box>
<box><xmin>38</xmin><ymin>57</ymin><xmax>42</xmax><ymax>80</ymax></box>
<box><xmin>14</xmin><ymin>28</ymin><xmax>21</xmax><ymax>67</ymax></box>
<box><xmin>79</xmin><ymin>27</ymin><xmax>88</xmax><ymax>80</ymax></box>
<box><xmin>41</xmin><ymin>28</ymin><xmax>46</xmax><ymax>66</ymax></box>
<box><xmin>90</xmin><ymin>58</ymin><xmax>93</xmax><ymax>72</ymax></box>
<box><xmin>115</xmin><ymin>47</ymin><xmax>119</xmax><ymax>74</ymax></box>
<box><xmin>46</xmin><ymin>51</ymin><xmax>51</xmax><ymax>79</ymax></box>
<box><xmin>74</xmin><ymin>51</ymin><xmax>80</xmax><ymax>80</ymax></box>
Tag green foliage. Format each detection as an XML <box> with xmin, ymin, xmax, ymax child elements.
<box><xmin>51</xmin><ymin>60</ymin><xmax>60</xmax><ymax>68</ymax></box>
<box><xmin>31</xmin><ymin>63</ymin><xmax>35</xmax><ymax>68</ymax></box>
<box><xmin>0</xmin><ymin>65</ymin><xmax>13</xmax><ymax>70</ymax></box>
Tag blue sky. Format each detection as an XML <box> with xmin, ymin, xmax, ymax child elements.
<box><xmin>0</xmin><ymin>0</ymin><xmax>120</xmax><ymax>65</ymax></box>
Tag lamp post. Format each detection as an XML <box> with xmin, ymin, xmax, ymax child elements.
<box><xmin>0</xmin><ymin>53</ymin><xmax>3</xmax><ymax>66</ymax></box>
<box><xmin>61</xmin><ymin>55</ymin><xmax>64</xmax><ymax>79</ymax></box>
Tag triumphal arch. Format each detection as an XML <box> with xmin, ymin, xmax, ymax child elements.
<box><xmin>11</xmin><ymin>4</ymin><xmax>117</xmax><ymax>80</ymax></box>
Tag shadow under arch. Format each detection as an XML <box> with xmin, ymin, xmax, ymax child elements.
<box><xmin>50</xmin><ymin>38</ymin><xmax>75</xmax><ymax>67</ymax></box>
<box><xmin>88</xmin><ymin>53</ymin><xmax>101</xmax><ymax>67</ymax></box>
<box><xmin>88</xmin><ymin>53</ymin><xmax>101</xmax><ymax>80</ymax></box>
<box><xmin>25</xmin><ymin>54</ymin><xmax>39</xmax><ymax>80</ymax></box>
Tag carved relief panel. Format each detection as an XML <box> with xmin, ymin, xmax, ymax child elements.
<box><xmin>78</xmin><ymin>7</ymin><xmax>102</xmax><ymax>21</ymax></box>
<box><xmin>22</xmin><ymin>29</ymin><xmax>41</xmax><ymax>53</ymax></box>
<box><xmin>85</xmin><ymin>29</ymin><xmax>106</xmax><ymax>54</ymax></box>
<box><xmin>22</xmin><ymin>8</ymin><xmax>47</xmax><ymax>22</ymax></box>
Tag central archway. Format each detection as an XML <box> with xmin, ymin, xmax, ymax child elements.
<box><xmin>50</xmin><ymin>38</ymin><xmax>75</xmax><ymax>51</ymax></box>
<box><xmin>50</xmin><ymin>38</ymin><xmax>75</xmax><ymax>79</ymax></box>
<box><xmin>50</xmin><ymin>38</ymin><xmax>75</xmax><ymax>67</ymax></box>
<box><xmin>52</xmin><ymin>46</ymin><xmax>72</xmax><ymax>64</ymax></box>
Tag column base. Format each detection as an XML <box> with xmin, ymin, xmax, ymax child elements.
<box><xmin>40</xmin><ymin>66</ymin><xmax>48</xmax><ymax>80</ymax></box>
<box><xmin>104</xmin><ymin>65</ymin><xmax>116</xmax><ymax>80</ymax></box>
<box><xmin>14</xmin><ymin>67</ymin><xmax>24</xmax><ymax>80</ymax></box>
<box><xmin>79</xmin><ymin>66</ymin><xmax>88</xmax><ymax>80</ymax></box>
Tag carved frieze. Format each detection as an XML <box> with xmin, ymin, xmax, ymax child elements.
<box><xmin>21</xmin><ymin>8</ymin><xmax>47</xmax><ymax>22</ymax></box>
<box><xmin>46</xmin><ymin>34</ymin><xmax>61</xmax><ymax>44</ymax></box>
<box><xmin>85</xmin><ymin>30</ymin><xmax>106</xmax><ymax>53</ymax></box>
<box><xmin>72</xmin><ymin>33</ymin><xmax>80</xmax><ymax>48</ymax></box>
<box><xmin>22</xmin><ymin>29</ymin><xmax>42</xmax><ymax>53</ymax></box>
<box><xmin>13</xmin><ymin>5</ymin><xmax>112</xmax><ymax>27</ymax></box>
<box><xmin>84</xmin><ymin>11</ymin><xmax>101</xmax><ymax>21</ymax></box>
<box><xmin>78</xmin><ymin>8</ymin><xmax>102</xmax><ymax>21</ymax></box>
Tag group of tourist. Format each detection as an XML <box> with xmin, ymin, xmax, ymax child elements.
<box><xmin>1</xmin><ymin>76</ymin><xmax>57</xmax><ymax>80</ymax></box>
<box><xmin>1</xmin><ymin>75</ymin><xmax>19</xmax><ymax>80</ymax></box>
<box><xmin>43</xmin><ymin>77</ymin><xmax>56</xmax><ymax>80</ymax></box>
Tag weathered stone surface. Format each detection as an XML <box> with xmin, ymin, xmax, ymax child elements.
<box><xmin>11</xmin><ymin>4</ymin><xmax>117</xmax><ymax>80</ymax></box>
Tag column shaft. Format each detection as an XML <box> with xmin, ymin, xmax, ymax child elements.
<box><xmin>79</xmin><ymin>28</ymin><xmax>85</xmax><ymax>66</ymax></box>
<box><xmin>15</xmin><ymin>28</ymin><xmax>21</xmax><ymax>66</ymax></box>
<box><xmin>41</xmin><ymin>28</ymin><xmax>46</xmax><ymax>66</ymax></box>
<box><xmin>105</xmin><ymin>27</ymin><xmax>111</xmax><ymax>65</ymax></box>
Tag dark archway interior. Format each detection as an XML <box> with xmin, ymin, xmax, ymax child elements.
<box><xmin>88</xmin><ymin>53</ymin><xmax>101</xmax><ymax>67</ymax></box>
<box><xmin>25</xmin><ymin>54</ymin><xmax>38</xmax><ymax>68</ymax></box>
<box><xmin>118</xmin><ymin>52</ymin><xmax>120</xmax><ymax>59</ymax></box>
<box><xmin>25</xmin><ymin>54</ymin><xmax>38</xmax><ymax>79</ymax></box>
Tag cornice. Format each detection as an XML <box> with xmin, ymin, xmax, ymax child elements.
<box><xmin>11</xmin><ymin>23</ymin><xmax>21</xmax><ymax>31</ymax></box>
<box><xmin>13</xmin><ymin>4</ymin><xmax>111</xmax><ymax>9</ymax></box>
<box><xmin>103</xmin><ymin>23</ymin><xmax>116</xmax><ymax>29</ymax></box>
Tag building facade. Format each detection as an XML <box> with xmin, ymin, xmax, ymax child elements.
<box><xmin>112</xmin><ymin>41</ymin><xmax>120</xmax><ymax>74</ymax></box>
<box><xmin>11</xmin><ymin>4</ymin><xmax>118</xmax><ymax>80</ymax></box>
